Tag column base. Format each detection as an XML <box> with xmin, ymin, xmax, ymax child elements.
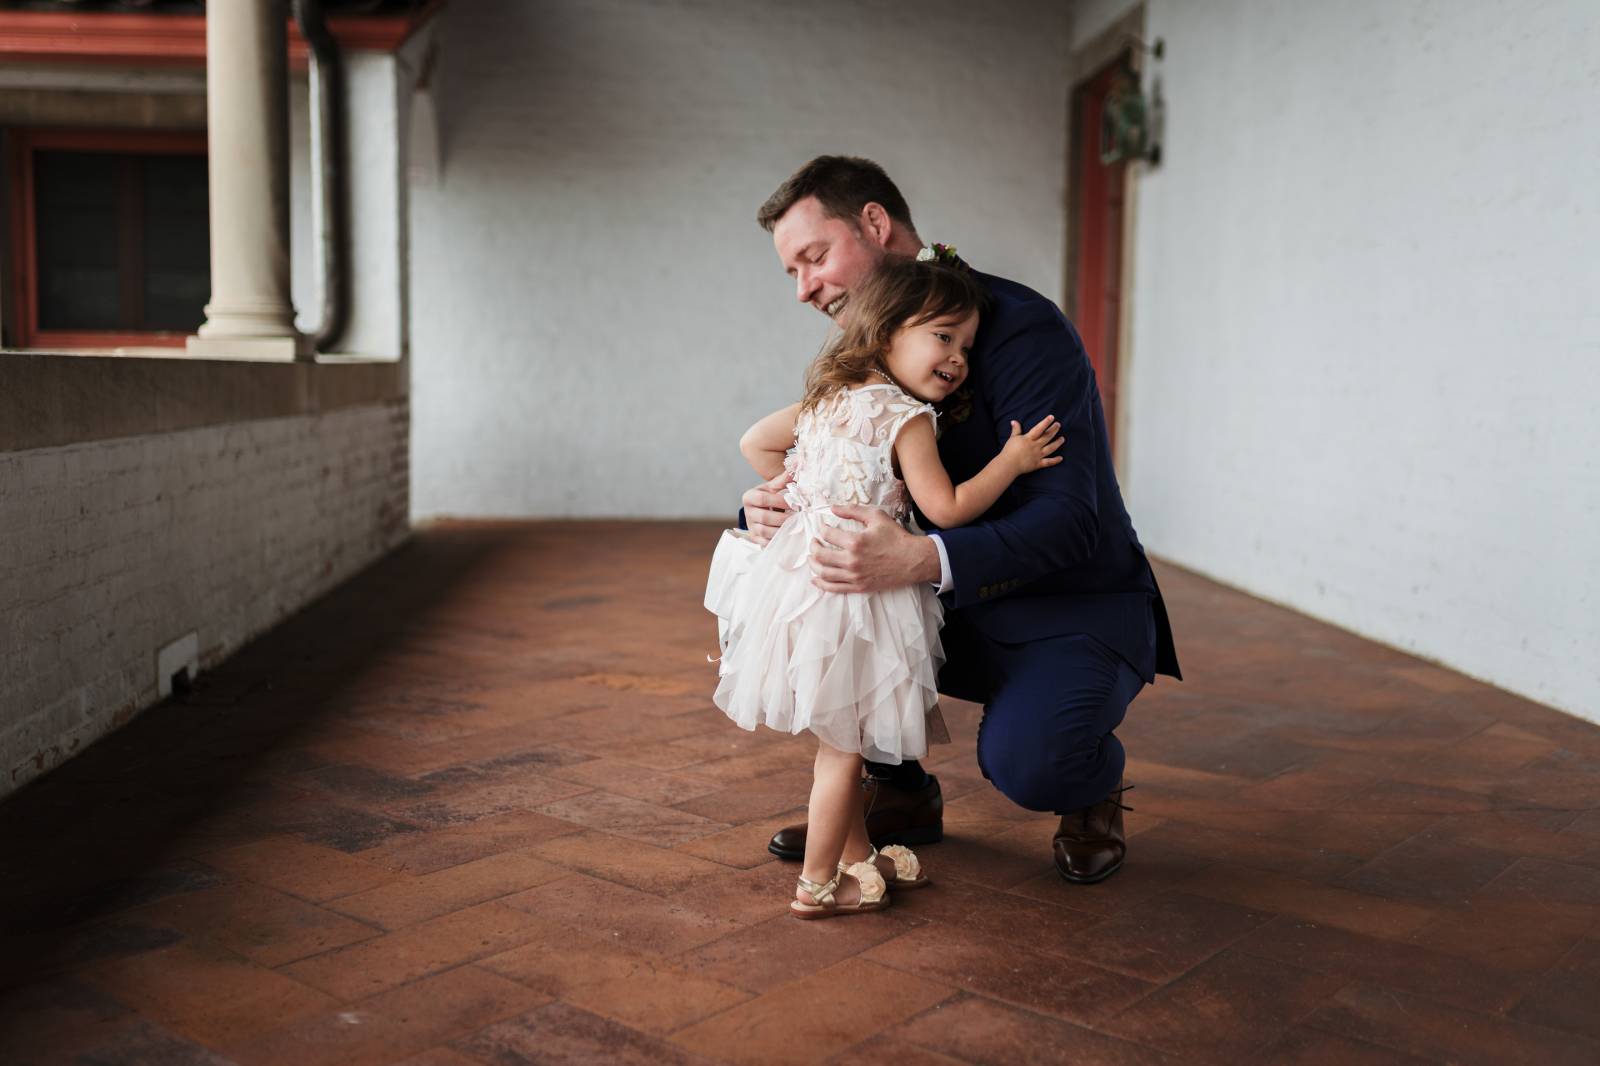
<box><xmin>185</xmin><ymin>334</ymin><xmax>312</xmax><ymax>362</ymax></box>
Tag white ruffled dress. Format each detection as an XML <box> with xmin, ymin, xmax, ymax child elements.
<box><xmin>705</xmin><ymin>384</ymin><xmax>950</xmax><ymax>764</ymax></box>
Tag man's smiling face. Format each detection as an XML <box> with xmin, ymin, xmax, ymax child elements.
<box><xmin>772</xmin><ymin>196</ymin><xmax>888</xmax><ymax>320</ymax></box>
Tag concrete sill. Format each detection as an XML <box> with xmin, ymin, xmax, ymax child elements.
<box><xmin>0</xmin><ymin>348</ymin><xmax>407</xmax><ymax>453</ymax></box>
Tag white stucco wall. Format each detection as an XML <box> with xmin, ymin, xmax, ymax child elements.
<box><xmin>1121</xmin><ymin>0</ymin><xmax>1600</xmax><ymax>719</ymax></box>
<box><xmin>408</xmin><ymin>0</ymin><xmax>1074</xmax><ymax>518</ymax></box>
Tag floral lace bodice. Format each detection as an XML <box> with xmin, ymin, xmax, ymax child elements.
<box><xmin>782</xmin><ymin>384</ymin><xmax>935</xmax><ymax>522</ymax></box>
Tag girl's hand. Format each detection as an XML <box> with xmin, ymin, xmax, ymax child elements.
<box><xmin>1002</xmin><ymin>415</ymin><xmax>1064</xmax><ymax>475</ymax></box>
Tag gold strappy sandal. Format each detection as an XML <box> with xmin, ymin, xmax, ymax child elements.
<box><xmin>844</xmin><ymin>845</ymin><xmax>930</xmax><ymax>891</ymax></box>
<box><xmin>791</xmin><ymin>861</ymin><xmax>889</xmax><ymax>920</ymax></box>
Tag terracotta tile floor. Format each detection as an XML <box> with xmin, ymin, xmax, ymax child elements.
<box><xmin>3</xmin><ymin>521</ymin><xmax>1599</xmax><ymax>1065</ymax></box>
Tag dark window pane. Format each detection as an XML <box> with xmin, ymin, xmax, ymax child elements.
<box><xmin>32</xmin><ymin>147</ymin><xmax>209</xmax><ymax>334</ymax></box>
<box><xmin>35</xmin><ymin>152</ymin><xmax>120</xmax><ymax>330</ymax></box>
<box><xmin>141</xmin><ymin>155</ymin><xmax>209</xmax><ymax>330</ymax></box>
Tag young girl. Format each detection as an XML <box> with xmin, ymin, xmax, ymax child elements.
<box><xmin>705</xmin><ymin>258</ymin><xmax>1062</xmax><ymax>918</ymax></box>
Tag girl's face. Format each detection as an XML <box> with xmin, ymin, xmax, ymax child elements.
<box><xmin>884</xmin><ymin>309</ymin><xmax>978</xmax><ymax>403</ymax></box>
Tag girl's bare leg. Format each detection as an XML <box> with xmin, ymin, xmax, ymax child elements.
<box><xmin>839</xmin><ymin>775</ymin><xmax>874</xmax><ymax>865</ymax></box>
<box><xmin>799</xmin><ymin>743</ymin><xmax>866</xmax><ymax>904</ymax></box>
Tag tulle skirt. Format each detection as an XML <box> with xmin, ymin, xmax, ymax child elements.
<box><xmin>704</xmin><ymin>515</ymin><xmax>949</xmax><ymax>764</ymax></box>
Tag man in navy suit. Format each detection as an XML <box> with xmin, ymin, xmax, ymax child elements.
<box><xmin>747</xmin><ymin>156</ymin><xmax>1180</xmax><ymax>883</ymax></box>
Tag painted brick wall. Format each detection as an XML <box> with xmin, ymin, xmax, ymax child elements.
<box><xmin>1120</xmin><ymin>0</ymin><xmax>1600</xmax><ymax>719</ymax></box>
<box><xmin>0</xmin><ymin>401</ymin><xmax>409</xmax><ymax>796</ymax></box>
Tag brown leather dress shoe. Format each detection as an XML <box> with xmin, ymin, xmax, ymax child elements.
<box><xmin>768</xmin><ymin>774</ymin><xmax>944</xmax><ymax>861</ymax></box>
<box><xmin>1053</xmin><ymin>780</ymin><xmax>1133</xmax><ymax>884</ymax></box>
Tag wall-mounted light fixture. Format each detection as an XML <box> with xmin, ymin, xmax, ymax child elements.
<box><xmin>1100</xmin><ymin>37</ymin><xmax>1165</xmax><ymax>167</ymax></box>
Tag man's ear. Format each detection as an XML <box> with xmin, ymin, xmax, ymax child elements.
<box><xmin>859</xmin><ymin>202</ymin><xmax>894</xmax><ymax>248</ymax></box>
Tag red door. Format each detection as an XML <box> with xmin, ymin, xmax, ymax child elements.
<box><xmin>1071</xmin><ymin>59</ymin><xmax>1128</xmax><ymax>456</ymax></box>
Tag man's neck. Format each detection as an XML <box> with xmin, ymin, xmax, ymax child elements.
<box><xmin>885</xmin><ymin>230</ymin><xmax>924</xmax><ymax>258</ymax></box>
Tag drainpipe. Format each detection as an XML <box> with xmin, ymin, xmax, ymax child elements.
<box><xmin>294</xmin><ymin>0</ymin><xmax>349</xmax><ymax>352</ymax></box>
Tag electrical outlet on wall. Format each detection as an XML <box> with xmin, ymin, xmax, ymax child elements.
<box><xmin>157</xmin><ymin>632</ymin><xmax>199</xmax><ymax>699</ymax></box>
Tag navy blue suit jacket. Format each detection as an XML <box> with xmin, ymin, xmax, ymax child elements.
<box><xmin>923</xmin><ymin>270</ymin><xmax>1180</xmax><ymax>684</ymax></box>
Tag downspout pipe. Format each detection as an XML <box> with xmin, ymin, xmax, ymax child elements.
<box><xmin>293</xmin><ymin>0</ymin><xmax>349</xmax><ymax>352</ymax></box>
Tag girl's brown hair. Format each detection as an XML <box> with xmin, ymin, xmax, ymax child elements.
<box><xmin>800</xmin><ymin>258</ymin><xmax>988</xmax><ymax>413</ymax></box>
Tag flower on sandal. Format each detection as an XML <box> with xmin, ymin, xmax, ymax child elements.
<box><xmin>843</xmin><ymin>860</ymin><xmax>887</xmax><ymax>902</ymax></box>
<box><xmin>879</xmin><ymin>845</ymin><xmax>922</xmax><ymax>881</ymax></box>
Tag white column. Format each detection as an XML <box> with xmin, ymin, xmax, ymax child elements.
<box><xmin>187</xmin><ymin>0</ymin><xmax>309</xmax><ymax>361</ymax></box>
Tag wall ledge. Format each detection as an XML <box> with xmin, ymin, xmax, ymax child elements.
<box><xmin>0</xmin><ymin>349</ymin><xmax>406</xmax><ymax>452</ymax></box>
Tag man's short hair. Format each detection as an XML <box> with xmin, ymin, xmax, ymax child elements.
<box><xmin>756</xmin><ymin>155</ymin><xmax>916</xmax><ymax>234</ymax></box>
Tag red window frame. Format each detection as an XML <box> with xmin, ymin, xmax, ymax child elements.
<box><xmin>7</xmin><ymin>126</ymin><xmax>208</xmax><ymax>349</ymax></box>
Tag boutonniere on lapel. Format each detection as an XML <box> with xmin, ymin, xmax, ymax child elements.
<box><xmin>916</xmin><ymin>242</ymin><xmax>963</xmax><ymax>266</ymax></box>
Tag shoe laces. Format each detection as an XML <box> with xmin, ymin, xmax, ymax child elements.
<box><xmin>1075</xmin><ymin>783</ymin><xmax>1135</xmax><ymax>830</ymax></box>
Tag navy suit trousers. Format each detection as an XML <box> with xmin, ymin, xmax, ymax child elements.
<box><xmin>870</xmin><ymin>614</ymin><xmax>1143</xmax><ymax>814</ymax></box>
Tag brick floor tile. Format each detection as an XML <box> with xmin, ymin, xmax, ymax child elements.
<box><xmin>1339</xmin><ymin>779</ymin><xmax>1498</xmax><ymax>816</ymax></box>
<box><xmin>671</xmin><ymin>957</ymin><xmax>953</xmax><ymax>1065</ymax></box>
<box><xmin>1251</xmin><ymin>1025</ymin><xmax>1436</xmax><ymax>1064</ymax></box>
<box><xmin>1123</xmin><ymin>758</ymin><xmax>1258</xmax><ymax>798</ymax></box>
<box><xmin>686</xmin><ymin>743</ymin><xmax>820</xmax><ymax>785</ymax></box>
<box><xmin>1335</xmin><ymin>832</ymin><xmax>1519</xmax><ymax>906</ymax></box>
<box><xmin>672</xmin><ymin>912</ymin><xmax>923</xmax><ymax>995</ymax></box>
<box><xmin>357</xmin><ymin>809</ymin><xmax>581</xmax><ymax>875</ymax></box>
<box><xmin>328</xmin><ymin>849</ymin><xmax>570</xmax><ymax>929</ymax></box>
<box><xmin>202</xmin><ymin>835</ymin><xmax>399</xmax><ymax>902</ymax></box>
<box><xmin>885</xmin><ymin>874</ymin><xmax>1101</xmax><ymax>956</ymax></box>
<box><xmin>1407</xmin><ymin>898</ymin><xmax>1594</xmax><ymax>975</ymax></box>
<box><xmin>130</xmin><ymin>882</ymin><xmax>379</xmax><ymax>968</ymax></box>
<box><xmin>228</xmin><ymin>963</ymin><xmax>546</xmax><ymax>1066</ymax></box>
<box><xmin>1272</xmin><ymin>810</ymin><xmax>1455</xmax><ymax>859</ymax></box>
<box><xmin>501</xmin><ymin>873</ymin><xmax>743</xmax><ymax>957</ymax></box>
<box><xmin>1136</xmin><ymin>726</ymin><xmax>1326</xmax><ymax>780</ymax></box>
<box><xmin>390</xmin><ymin>1048</ymin><xmax>485</xmax><ymax>1066</ymax></box>
<box><xmin>541</xmin><ymin>757</ymin><xmax>724</xmax><ymax>806</ymax></box>
<box><xmin>1236</xmin><ymin>916</ymin><xmax>1521</xmax><ymax>1013</ymax></box>
<box><xmin>1099</xmin><ymin>949</ymin><xmax>1347</xmax><ymax>1060</ymax></box>
<box><xmin>0</xmin><ymin>976</ymin><xmax>134</xmax><ymax>1064</ymax></box>
<box><xmin>479</xmin><ymin>934</ymin><xmax>750</xmax><ymax>1034</ymax></box>
<box><xmin>415</xmin><ymin>745</ymin><xmax>596</xmax><ymax>790</ymax></box>
<box><xmin>865</xmin><ymin>924</ymin><xmax>1151</xmax><ymax>1025</ymax></box>
<box><xmin>278</xmin><ymin>902</ymin><xmax>545</xmax><ymax>1000</ymax></box>
<box><xmin>527</xmin><ymin>829</ymin><xmax>732</xmax><ymax>895</ymax></box>
<box><xmin>70</xmin><ymin>1019</ymin><xmax>235</xmax><ymax>1065</ymax></box>
<box><xmin>886</xmin><ymin>994</ymin><xmax>1178</xmax><ymax>1066</ymax></box>
<box><xmin>1509</xmin><ymin>939</ymin><xmax>1600</xmax><ymax>1039</ymax></box>
<box><xmin>458</xmin><ymin>1001</ymin><xmax>712</xmax><ymax>1065</ymax></box>
<box><xmin>7</xmin><ymin>859</ymin><xmax>223</xmax><ymax>934</ymax></box>
<box><xmin>825</xmin><ymin>1035</ymin><xmax>968</xmax><ymax>1065</ymax></box>
<box><xmin>1004</xmin><ymin>839</ymin><xmax>1211</xmax><ymax>919</ymax></box>
<box><xmin>0</xmin><ymin>919</ymin><xmax>185</xmax><ymax>985</ymax></box>
<box><xmin>1476</xmin><ymin>855</ymin><xmax>1600</xmax><ymax>907</ymax></box>
<box><xmin>296</xmin><ymin>763</ymin><xmax>439</xmax><ymax>805</ymax></box>
<box><xmin>1428</xmin><ymin>722</ymin><xmax>1562</xmax><ymax>772</ymax></box>
<box><xmin>671</xmin><ymin>811</ymin><xmax>797</xmax><ymax>869</ymax></box>
<box><xmin>534</xmin><ymin>789</ymin><xmax>729</xmax><ymax>846</ymax></box>
<box><xmin>1233</xmin><ymin>767</ymin><xmax>1379</xmax><ymax>810</ymax></box>
<box><xmin>917</xmin><ymin>827</ymin><xmax>1054</xmax><ymax>890</ymax></box>
<box><xmin>393</xmin><ymin>778</ymin><xmax>595</xmax><ymax>829</ymax></box>
<box><xmin>1306</xmin><ymin>982</ymin><xmax>1600</xmax><ymax>1065</ymax></box>
<box><xmin>84</xmin><ymin>939</ymin><xmax>336</xmax><ymax>1048</ymax></box>
<box><xmin>670</xmin><ymin>770</ymin><xmax>819</xmax><ymax>824</ymax></box>
<box><xmin>244</xmin><ymin>787</ymin><xmax>426</xmax><ymax>854</ymax></box>
<box><xmin>1064</xmin><ymin>892</ymin><xmax>1271</xmax><ymax>983</ymax></box>
<box><xmin>1114</xmin><ymin>818</ymin><xmax>1364</xmax><ymax>884</ymax></box>
<box><xmin>1179</xmin><ymin>865</ymin><xmax>1435</xmax><ymax>939</ymax></box>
